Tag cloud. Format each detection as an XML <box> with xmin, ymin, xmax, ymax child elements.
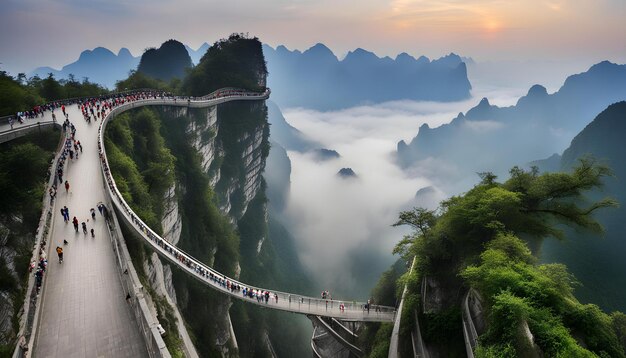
<box><xmin>280</xmin><ymin>98</ymin><xmax>496</xmax><ymax>297</ymax></box>
<box><xmin>462</xmin><ymin>119</ymin><xmax>504</xmax><ymax>132</ymax></box>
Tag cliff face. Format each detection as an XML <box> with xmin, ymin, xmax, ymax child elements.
<box><xmin>111</xmin><ymin>101</ymin><xmax>274</xmax><ymax>356</ymax></box>
<box><xmin>0</xmin><ymin>129</ymin><xmax>60</xmax><ymax>353</ymax></box>
<box><xmin>106</xmin><ymin>98</ymin><xmax>314</xmax><ymax>357</ymax></box>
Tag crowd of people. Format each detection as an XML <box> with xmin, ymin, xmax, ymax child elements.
<box><xmin>20</xmin><ymin>87</ymin><xmax>379</xmax><ymax>319</ymax></box>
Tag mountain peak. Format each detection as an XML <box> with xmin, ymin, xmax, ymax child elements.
<box><xmin>478</xmin><ymin>97</ymin><xmax>490</xmax><ymax>107</ymax></box>
<box><xmin>306</xmin><ymin>43</ymin><xmax>332</xmax><ymax>54</ymax></box>
<box><xmin>337</xmin><ymin>168</ymin><xmax>357</xmax><ymax>178</ymax></box>
<box><xmin>302</xmin><ymin>43</ymin><xmax>337</xmax><ymax>62</ymax></box>
<box><xmin>432</xmin><ymin>53</ymin><xmax>463</xmax><ymax>68</ymax></box>
<box><xmin>527</xmin><ymin>84</ymin><xmax>548</xmax><ymax>97</ymax></box>
<box><xmin>78</xmin><ymin>47</ymin><xmax>115</xmax><ymax>61</ymax></box>
<box><xmin>344</xmin><ymin>48</ymin><xmax>379</xmax><ymax>62</ymax></box>
<box><xmin>589</xmin><ymin>60</ymin><xmax>619</xmax><ymax>72</ymax></box>
<box><xmin>117</xmin><ymin>48</ymin><xmax>132</xmax><ymax>58</ymax></box>
<box><xmin>395</xmin><ymin>52</ymin><xmax>415</xmax><ymax>62</ymax></box>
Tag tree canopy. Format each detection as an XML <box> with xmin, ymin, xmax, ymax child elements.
<box><xmin>183</xmin><ymin>34</ymin><xmax>267</xmax><ymax>96</ymax></box>
<box><xmin>390</xmin><ymin>159</ymin><xmax>623</xmax><ymax>357</ymax></box>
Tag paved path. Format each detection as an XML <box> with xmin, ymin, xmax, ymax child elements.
<box><xmin>32</xmin><ymin>106</ymin><xmax>147</xmax><ymax>357</ymax></box>
<box><xmin>98</xmin><ymin>92</ymin><xmax>397</xmax><ymax>323</ymax></box>
<box><xmin>0</xmin><ymin>89</ymin><xmax>396</xmax><ymax>358</ymax></box>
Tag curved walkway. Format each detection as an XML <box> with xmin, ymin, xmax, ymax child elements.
<box><xmin>29</xmin><ymin>103</ymin><xmax>148</xmax><ymax>357</ymax></box>
<box><xmin>96</xmin><ymin>89</ymin><xmax>396</xmax><ymax>322</ymax></box>
<box><xmin>1</xmin><ymin>89</ymin><xmax>395</xmax><ymax>356</ymax></box>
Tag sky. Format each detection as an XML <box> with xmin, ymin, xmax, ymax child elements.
<box><xmin>1</xmin><ymin>0</ymin><xmax>625</xmax><ymax>75</ymax></box>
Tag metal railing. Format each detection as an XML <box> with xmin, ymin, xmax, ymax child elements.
<box><xmin>103</xmin><ymin>189</ymin><xmax>171</xmax><ymax>358</ymax></box>
<box><xmin>96</xmin><ymin>89</ymin><xmax>396</xmax><ymax>323</ymax></box>
<box><xmin>462</xmin><ymin>288</ymin><xmax>481</xmax><ymax>358</ymax></box>
<box><xmin>0</xmin><ymin>88</ymin><xmax>159</xmax><ymax>124</ymax></box>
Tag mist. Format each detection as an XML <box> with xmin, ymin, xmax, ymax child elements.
<box><xmin>278</xmin><ymin>87</ymin><xmax>521</xmax><ymax>299</ymax></box>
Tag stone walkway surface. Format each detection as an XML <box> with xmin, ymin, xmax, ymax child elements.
<box><xmin>0</xmin><ymin>90</ymin><xmax>396</xmax><ymax>358</ymax></box>
<box><xmin>21</xmin><ymin>107</ymin><xmax>148</xmax><ymax>357</ymax></box>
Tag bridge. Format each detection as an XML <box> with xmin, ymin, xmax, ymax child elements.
<box><xmin>3</xmin><ymin>88</ymin><xmax>396</xmax><ymax>357</ymax></box>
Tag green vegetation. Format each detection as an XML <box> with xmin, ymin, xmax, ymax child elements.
<box><xmin>0</xmin><ymin>72</ymin><xmax>43</xmax><ymax>116</ymax></box>
<box><xmin>0</xmin><ymin>129</ymin><xmax>61</xmax><ymax>354</ymax></box>
<box><xmin>107</xmin><ymin>35</ymin><xmax>312</xmax><ymax>356</ymax></box>
<box><xmin>107</xmin><ymin>106</ymin><xmax>241</xmax><ymax>356</ymax></box>
<box><xmin>464</xmin><ymin>234</ymin><xmax>625</xmax><ymax>357</ymax></box>
<box><xmin>387</xmin><ymin>159</ymin><xmax>624</xmax><ymax>357</ymax></box>
<box><xmin>0</xmin><ymin>71</ymin><xmax>107</xmax><ymax>116</ymax></box>
<box><xmin>104</xmin><ymin>108</ymin><xmax>176</xmax><ymax>233</ymax></box>
<box><xmin>183</xmin><ymin>34</ymin><xmax>267</xmax><ymax>96</ymax></box>
<box><xmin>157</xmin><ymin>107</ymin><xmax>239</xmax><ymax>276</ymax></box>
<box><xmin>115</xmin><ymin>70</ymin><xmax>180</xmax><ymax>93</ymax></box>
<box><xmin>213</xmin><ymin>101</ymin><xmax>270</xmax><ymax>219</ymax></box>
<box><xmin>138</xmin><ymin>40</ymin><xmax>192</xmax><ymax>82</ymax></box>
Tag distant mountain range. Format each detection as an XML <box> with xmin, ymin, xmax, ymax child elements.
<box><xmin>263</xmin><ymin>43</ymin><xmax>472</xmax><ymax>110</ymax></box>
<box><xmin>396</xmin><ymin>61</ymin><xmax>626</xmax><ymax>192</ymax></box>
<box><xmin>30</xmin><ymin>43</ymin><xmax>208</xmax><ymax>89</ymax></box>
<box><xmin>31</xmin><ymin>47</ymin><xmax>139</xmax><ymax>89</ymax></box>
<box><xmin>29</xmin><ymin>42</ymin><xmax>472</xmax><ymax>108</ymax></box>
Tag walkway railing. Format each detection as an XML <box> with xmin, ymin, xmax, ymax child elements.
<box><xmin>96</xmin><ymin>89</ymin><xmax>396</xmax><ymax>323</ymax></box>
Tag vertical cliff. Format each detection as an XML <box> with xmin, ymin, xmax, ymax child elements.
<box><xmin>0</xmin><ymin>129</ymin><xmax>61</xmax><ymax>354</ymax></box>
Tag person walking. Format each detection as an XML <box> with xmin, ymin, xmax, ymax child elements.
<box><xmin>90</xmin><ymin>228</ymin><xmax>95</xmax><ymax>238</ymax></box>
<box><xmin>65</xmin><ymin>180</ymin><xmax>70</xmax><ymax>193</ymax></box>
<box><xmin>56</xmin><ymin>246</ymin><xmax>63</xmax><ymax>263</ymax></box>
<box><xmin>81</xmin><ymin>222</ymin><xmax>87</xmax><ymax>235</ymax></box>
<box><xmin>72</xmin><ymin>217</ymin><xmax>79</xmax><ymax>232</ymax></box>
<box><xmin>90</xmin><ymin>208</ymin><xmax>96</xmax><ymax>220</ymax></box>
<box><xmin>61</xmin><ymin>208</ymin><xmax>67</xmax><ymax>223</ymax></box>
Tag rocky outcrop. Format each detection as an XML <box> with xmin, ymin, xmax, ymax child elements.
<box><xmin>161</xmin><ymin>183</ymin><xmax>182</xmax><ymax>246</ymax></box>
<box><xmin>0</xmin><ymin>224</ymin><xmax>18</xmax><ymax>346</ymax></box>
<box><xmin>137</xmin><ymin>39</ymin><xmax>193</xmax><ymax>81</ymax></box>
<box><xmin>154</xmin><ymin>102</ymin><xmax>268</xmax><ymax>356</ymax></box>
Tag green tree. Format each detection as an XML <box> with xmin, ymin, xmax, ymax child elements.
<box><xmin>40</xmin><ymin>73</ymin><xmax>64</xmax><ymax>101</ymax></box>
<box><xmin>183</xmin><ymin>33</ymin><xmax>267</xmax><ymax>96</ymax></box>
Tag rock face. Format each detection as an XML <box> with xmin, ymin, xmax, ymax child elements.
<box><xmin>0</xmin><ymin>224</ymin><xmax>19</xmax><ymax>346</ymax></box>
<box><xmin>151</xmin><ymin>102</ymin><xmax>269</xmax><ymax>356</ymax></box>
<box><xmin>266</xmin><ymin>100</ymin><xmax>317</xmax><ymax>151</ymax></box>
<box><xmin>263</xmin><ymin>43</ymin><xmax>472</xmax><ymax>110</ymax></box>
<box><xmin>337</xmin><ymin>167</ymin><xmax>357</xmax><ymax>178</ymax></box>
<box><xmin>265</xmin><ymin>141</ymin><xmax>291</xmax><ymax>212</ymax></box>
<box><xmin>138</xmin><ymin>39</ymin><xmax>193</xmax><ymax>81</ymax></box>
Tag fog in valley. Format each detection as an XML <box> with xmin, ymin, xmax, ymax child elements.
<box><xmin>276</xmin><ymin>81</ymin><xmax>530</xmax><ymax>298</ymax></box>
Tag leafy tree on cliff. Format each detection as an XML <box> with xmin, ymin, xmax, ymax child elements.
<box><xmin>183</xmin><ymin>33</ymin><xmax>267</xmax><ymax>96</ymax></box>
<box><xmin>137</xmin><ymin>39</ymin><xmax>193</xmax><ymax>82</ymax></box>
<box><xmin>390</xmin><ymin>159</ymin><xmax>623</xmax><ymax>357</ymax></box>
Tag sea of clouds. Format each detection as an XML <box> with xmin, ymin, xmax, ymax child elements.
<box><xmin>278</xmin><ymin>86</ymin><xmax>523</xmax><ymax>298</ymax></box>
